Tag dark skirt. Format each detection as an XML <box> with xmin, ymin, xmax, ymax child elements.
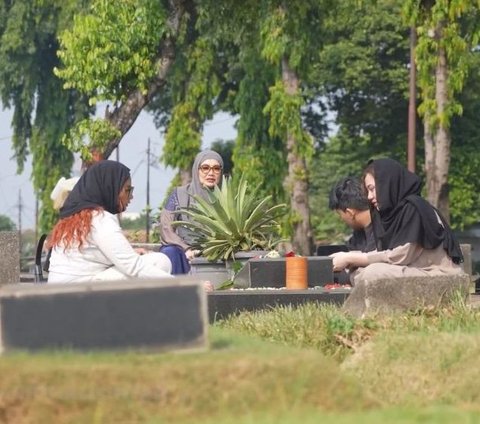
<box><xmin>159</xmin><ymin>245</ymin><xmax>191</xmax><ymax>275</ymax></box>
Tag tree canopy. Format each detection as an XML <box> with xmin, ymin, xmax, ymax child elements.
<box><xmin>3</xmin><ymin>0</ymin><xmax>480</xmax><ymax>245</ymax></box>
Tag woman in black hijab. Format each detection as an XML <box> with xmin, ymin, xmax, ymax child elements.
<box><xmin>47</xmin><ymin>160</ymin><xmax>173</xmax><ymax>283</ymax></box>
<box><xmin>330</xmin><ymin>158</ymin><xmax>464</xmax><ymax>283</ymax></box>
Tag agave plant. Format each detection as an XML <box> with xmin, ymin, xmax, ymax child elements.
<box><xmin>174</xmin><ymin>175</ymin><xmax>286</xmax><ymax>261</ymax></box>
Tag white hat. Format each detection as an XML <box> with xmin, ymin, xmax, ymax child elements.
<box><xmin>50</xmin><ymin>176</ymin><xmax>80</xmax><ymax>210</ymax></box>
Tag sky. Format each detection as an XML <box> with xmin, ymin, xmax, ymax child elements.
<box><xmin>0</xmin><ymin>106</ymin><xmax>237</xmax><ymax>231</ymax></box>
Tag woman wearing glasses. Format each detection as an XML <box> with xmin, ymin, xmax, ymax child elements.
<box><xmin>158</xmin><ymin>150</ymin><xmax>224</xmax><ymax>269</ymax></box>
<box><xmin>47</xmin><ymin>160</ymin><xmax>173</xmax><ymax>283</ymax></box>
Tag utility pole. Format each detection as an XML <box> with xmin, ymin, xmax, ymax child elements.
<box><xmin>17</xmin><ymin>190</ymin><xmax>22</xmax><ymax>258</ymax></box>
<box><xmin>146</xmin><ymin>138</ymin><xmax>151</xmax><ymax>243</ymax></box>
<box><xmin>408</xmin><ymin>26</ymin><xmax>417</xmax><ymax>173</ymax></box>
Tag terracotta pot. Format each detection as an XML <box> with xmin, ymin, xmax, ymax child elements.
<box><xmin>285</xmin><ymin>256</ymin><xmax>308</xmax><ymax>290</ymax></box>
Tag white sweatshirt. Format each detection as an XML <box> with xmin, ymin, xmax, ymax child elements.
<box><xmin>48</xmin><ymin>211</ymin><xmax>172</xmax><ymax>283</ymax></box>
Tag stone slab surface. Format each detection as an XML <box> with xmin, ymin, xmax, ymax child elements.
<box><xmin>208</xmin><ymin>289</ymin><xmax>349</xmax><ymax>323</ymax></box>
<box><xmin>0</xmin><ymin>278</ymin><xmax>208</xmax><ymax>353</ymax></box>
<box><xmin>0</xmin><ymin>232</ymin><xmax>19</xmax><ymax>286</ymax></box>
<box><xmin>233</xmin><ymin>257</ymin><xmax>334</xmax><ymax>289</ymax></box>
<box><xmin>460</xmin><ymin>244</ymin><xmax>472</xmax><ymax>276</ymax></box>
<box><xmin>343</xmin><ymin>274</ymin><xmax>471</xmax><ymax>318</ymax></box>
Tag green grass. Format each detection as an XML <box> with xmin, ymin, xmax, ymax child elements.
<box><xmin>1</xmin><ymin>298</ymin><xmax>480</xmax><ymax>423</ymax></box>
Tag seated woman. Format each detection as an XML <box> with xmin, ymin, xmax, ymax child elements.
<box><xmin>47</xmin><ymin>160</ymin><xmax>173</xmax><ymax>283</ymax></box>
<box><xmin>157</xmin><ymin>149</ymin><xmax>223</xmax><ymax>270</ymax></box>
<box><xmin>330</xmin><ymin>158</ymin><xmax>464</xmax><ymax>284</ymax></box>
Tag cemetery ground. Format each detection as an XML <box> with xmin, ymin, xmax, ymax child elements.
<box><xmin>0</xmin><ymin>297</ymin><xmax>479</xmax><ymax>423</ymax></box>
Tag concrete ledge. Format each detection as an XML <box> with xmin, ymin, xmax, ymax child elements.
<box><xmin>343</xmin><ymin>274</ymin><xmax>471</xmax><ymax>318</ymax></box>
<box><xmin>0</xmin><ymin>278</ymin><xmax>208</xmax><ymax>353</ymax></box>
<box><xmin>233</xmin><ymin>257</ymin><xmax>334</xmax><ymax>289</ymax></box>
<box><xmin>0</xmin><ymin>232</ymin><xmax>19</xmax><ymax>286</ymax></box>
<box><xmin>208</xmin><ymin>289</ymin><xmax>349</xmax><ymax>323</ymax></box>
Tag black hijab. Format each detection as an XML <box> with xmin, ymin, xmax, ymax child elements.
<box><xmin>59</xmin><ymin>160</ymin><xmax>131</xmax><ymax>219</ymax></box>
<box><xmin>368</xmin><ymin>158</ymin><xmax>463</xmax><ymax>264</ymax></box>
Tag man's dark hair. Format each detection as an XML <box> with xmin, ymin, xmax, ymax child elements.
<box><xmin>328</xmin><ymin>177</ymin><xmax>369</xmax><ymax>211</ymax></box>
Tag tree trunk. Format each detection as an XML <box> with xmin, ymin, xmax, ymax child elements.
<box><xmin>281</xmin><ymin>57</ymin><xmax>313</xmax><ymax>255</ymax></box>
<box><xmin>101</xmin><ymin>0</ymin><xmax>188</xmax><ymax>159</ymax></box>
<box><xmin>179</xmin><ymin>168</ymin><xmax>191</xmax><ymax>186</ymax></box>
<box><xmin>424</xmin><ymin>23</ymin><xmax>451</xmax><ymax>221</ymax></box>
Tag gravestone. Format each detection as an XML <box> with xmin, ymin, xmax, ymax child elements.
<box><xmin>233</xmin><ymin>257</ymin><xmax>334</xmax><ymax>288</ymax></box>
<box><xmin>0</xmin><ymin>278</ymin><xmax>208</xmax><ymax>353</ymax></box>
<box><xmin>343</xmin><ymin>274</ymin><xmax>471</xmax><ymax>318</ymax></box>
<box><xmin>0</xmin><ymin>231</ymin><xmax>20</xmax><ymax>286</ymax></box>
<box><xmin>208</xmin><ymin>289</ymin><xmax>349</xmax><ymax>323</ymax></box>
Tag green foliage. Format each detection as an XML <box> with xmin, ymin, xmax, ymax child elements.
<box><xmin>119</xmin><ymin>213</ymin><xmax>147</xmax><ymax>231</ymax></box>
<box><xmin>403</xmin><ymin>0</ymin><xmax>480</xmax><ymax>130</ymax></box>
<box><xmin>62</xmin><ymin>118</ymin><xmax>121</xmax><ymax>161</ymax></box>
<box><xmin>174</xmin><ymin>175</ymin><xmax>286</xmax><ymax>261</ymax></box>
<box><xmin>163</xmin><ymin>103</ymin><xmax>202</xmax><ymax>170</ymax></box>
<box><xmin>210</xmin><ymin>139</ymin><xmax>235</xmax><ymax>176</ymax></box>
<box><xmin>309</xmin><ymin>131</ymin><xmax>394</xmax><ymax>242</ymax></box>
<box><xmin>263</xmin><ymin>80</ymin><xmax>313</xmax><ymax>158</ymax></box>
<box><xmin>232</xmin><ymin>51</ymin><xmax>287</xmax><ymax>204</ymax></box>
<box><xmin>307</xmin><ymin>0</ymin><xmax>412</xmax><ymax>241</ymax></box>
<box><xmin>260</xmin><ymin>0</ymin><xmax>333</xmax><ymax>71</ymax></box>
<box><xmin>448</xmin><ymin>63</ymin><xmax>480</xmax><ymax>229</ymax></box>
<box><xmin>163</xmin><ymin>36</ymin><xmax>222</xmax><ymax>170</ymax></box>
<box><xmin>0</xmin><ymin>0</ymin><xmax>90</xmax><ymax>232</ymax></box>
<box><xmin>55</xmin><ymin>0</ymin><xmax>167</xmax><ymax>104</ymax></box>
<box><xmin>0</xmin><ymin>214</ymin><xmax>16</xmax><ymax>231</ymax></box>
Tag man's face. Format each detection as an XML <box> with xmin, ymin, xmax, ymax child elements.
<box><xmin>336</xmin><ymin>208</ymin><xmax>364</xmax><ymax>230</ymax></box>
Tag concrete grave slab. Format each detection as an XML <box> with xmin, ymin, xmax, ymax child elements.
<box><xmin>233</xmin><ymin>257</ymin><xmax>334</xmax><ymax>289</ymax></box>
<box><xmin>0</xmin><ymin>278</ymin><xmax>208</xmax><ymax>353</ymax></box>
<box><xmin>190</xmin><ymin>257</ymin><xmax>230</xmax><ymax>288</ymax></box>
<box><xmin>208</xmin><ymin>289</ymin><xmax>349</xmax><ymax>323</ymax></box>
<box><xmin>460</xmin><ymin>244</ymin><xmax>472</xmax><ymax>276</ymax></box>
<box><xmin>343</xmin><ymin>274</ymin><xmax>471</xmax><ymax>318</ymax></box>
<box><xmin>0</xmin><ymin>232</ymin><xmax>20</xmax><ymax>286</ymax></box>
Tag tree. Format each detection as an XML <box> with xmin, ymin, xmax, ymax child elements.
<box><xmin>0</xmin><ymin>0</ymin><xmax>91</xmax><ymax>232</ymax></box>
<box><xmin>308</xmin><ymin>0</ymin><xmax>411</xmax><ymax>241</ymax></box>
<box><xmin>0</xmin><ymin>214</ymin><xmax>16</xmax><ymax>231</ymax></box>
<box><xmin>57</xmin><ymin>0</ymin><xmax>334</xmax><ymax>254</ymax></box>
<box><xmin>55</xmin><ymin>0</ymin><xmax>189</xmax><ymax>160</ymax></box>
<box><xmin>404</xmin><ymin>0</ymin><xmax>480</xmax><ymax>220</ymax></box>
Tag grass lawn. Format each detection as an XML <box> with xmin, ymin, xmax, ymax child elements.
<box><xmin>1</xmin><ymin>297</ymin><xmax>480</xmax><ymax>423</ymax></box>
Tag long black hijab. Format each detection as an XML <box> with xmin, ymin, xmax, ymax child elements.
<box><xmin>367</xmin><ymin>158</ymin><xmax>463</xmax><ymax>264</ymax></box>
<box><xmin>59</xmin><ymin>160</ymin><xmax>131</xmax><ymax>219</ymax></box>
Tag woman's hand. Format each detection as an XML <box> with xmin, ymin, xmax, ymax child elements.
<box><xmin>202</xmin><ymin>281</ymin><xmax>214</xmax><ymax>291</ymax></box>
<box><xmin>185</xmin><ymin>248</ymin><xmax>201</xmax><ymax>260</ymax></box>
<box><xmin>329</xmin><ymin>252</ymin><xmax>351</xmax><ymax>272</ymax></box>
<box><xmin>329</xmin><ymin>251</ymin><xmax>369</xmax><ymax>272</ymax></box>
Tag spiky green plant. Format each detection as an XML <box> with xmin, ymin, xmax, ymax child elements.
<box><xmin>174</xmin><ymin>175</ymin><xmax>286</xmax><ymax>261</ymax></box>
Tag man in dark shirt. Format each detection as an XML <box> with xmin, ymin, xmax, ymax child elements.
<box><xmin>329</xmin><ymin>177</ymin><xmax>376</xmax><ymax>253</ymax></box>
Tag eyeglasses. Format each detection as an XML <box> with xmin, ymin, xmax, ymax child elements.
<box><xmin>199</xmin><ymin>164</ymin><xmax>222</xmax><ymax>175</ymax></box>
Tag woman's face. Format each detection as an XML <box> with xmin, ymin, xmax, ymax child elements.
<box><xmin>118</xmin><ymin>177</ymin><xmax>134</xmax><ymax>212</ymax></box>
<box><xmin>198</xmin><ymin>159</ymin><xmax>222</xmax><ymax>189</ymax></box>
<box><xmin>364</xmin><ymin>173</ymin><xmax>378</xmax><ymax>210</ymax></box>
